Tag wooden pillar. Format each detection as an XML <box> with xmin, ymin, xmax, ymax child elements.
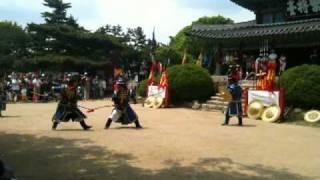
<box><xmin>215</xmin><ymin>44</ymin><xmax>224</xmax><ymax>75</ymax></box>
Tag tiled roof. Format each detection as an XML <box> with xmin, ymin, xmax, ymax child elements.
<box><xmin>188</xmin><ymin>18</ymin><xmax>320</xmax><ymax>39</ymax></box>
<box><xmin>230</xmin><ymin>0</ymin><xmax>285</xmax><ymax>11</ymax></box>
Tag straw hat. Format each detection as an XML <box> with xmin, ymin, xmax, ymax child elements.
<box><xmin>304</xmin><ymin>110</ymin><xmax>320</xmax><ymax>123</ymax></box>
<box><xmin>261</xmin><ymin>106</ymin><xmax>281</xmax><ymax>123</ymax></box>
<box><xmin>247</xmin><ymin>101</ymin><xmax>264</xmax><ymax>120</ymax></box>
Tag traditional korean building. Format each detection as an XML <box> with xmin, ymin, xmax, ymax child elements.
<box><xmin>188</xmin><ymin>0</ymin><xmax>320</xmax><ymax>74</ymax></box>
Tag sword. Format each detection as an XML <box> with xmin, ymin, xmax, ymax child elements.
<box><xmin>86</xmin><ymin>105</ymin><xmax>113</xmax><ymax>113</ymax></box>
<box><xmin>78</xmin><ymin>105</ymin><xmax>93</xmax><ymax>110</ymax></box>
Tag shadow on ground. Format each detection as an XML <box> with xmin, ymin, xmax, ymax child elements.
<box><xmin>0</xmin><ymin>132</ymin><xmax>314</xmax><ymax>180</ymax></box>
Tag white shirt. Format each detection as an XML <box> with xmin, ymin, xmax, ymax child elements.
<box><xmin>32</xmin><ymin>78</ymin><xmax>42</xmax><ymax>87</ymax></box>
<box><xmin>11</xmin><ymin>79</ymin><xmax>20</xmax><ymax>91</ymax></box>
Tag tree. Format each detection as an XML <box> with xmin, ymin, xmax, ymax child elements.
<box><xmin>169</xmin><ymin>15</ymin><xmax>234</xmax><ymax>55</ymax></box>
<box><xmin>194</xmin><ymin>15</ymin><xmax>233</xmax><ymax>25</ymax></box>
<box><xmin>127</xmin><ymin>27</ymin><xmax>147</xmax><ymax>51</ymax></box>
<box><xmin>169</xmin><ymin>26</ymin><xmax>192</xmax><ymax>52</ymax></box>
<box><xmin>0</xmin><ymin>21</ymin><xmax>30</xmax><ymax>72</ymax></box>
<box><xmin>0</xmin><ymin>21</ymin><xmax>29</xmax><ymax>56</ymax></box>
<box><xmin>96</xmin><ymin>24</ymin><xmax>128</xmax><ymax>44</ymax></box>
<box><xmin>96</xmin><ymin>24</ymin><xmax>153</xmax><ymax>72</ymax></box>
<box><xmin>41</xmin><ymin>0</ymin><xmax>72</xmax><ymax>25</ymax></box>
<box><xmin>29</xmin><ymin>0</ymin><xmax>121</xmax><ymax>56</ymax></box>
<box><xmin>28</xmin><ymin>23</ymin><xmax>121</xmax><ymax>59</ymax></box>
<box><xmin>155</xmin><ymin>46</ymin><xmax>182</xmax><ymax>66</ymax></box>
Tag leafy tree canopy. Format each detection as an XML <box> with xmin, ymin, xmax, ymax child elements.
<box><xmin>169</xmin><ymin>15</ymin><xmax>234</xmax><ymax>53</ymax></box>
<box><xmin>41</xmin><ymin>0</ymin><xmax>72</xmax><ymax>25</ymax></box>
<box><xmin>0</xmin><ymin>21</ymin><xmax>29</xmax><ymax>56</ymax></box>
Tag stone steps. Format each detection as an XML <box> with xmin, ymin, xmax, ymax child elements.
<box><xmin>193</xmin><ymin>80</ymin><xmax>254</xmax><ymax>112</ymax></box>
<box><xmin>199</xmin><ymin>93</ymin><xmax>247</xmax><ymax>113</ymax></box>
<box><xmin>210</xmin><ymin>96</ymin><xmax>224</xmax><ymax>101</ymax></box>
<box><xmin>201</xmin><ymin>103</ymin><xmax>226</xmax><ymax>112</ymax></box>
<box><xmin>201</xmin><ymin>94</ymin><xmax>228</xmax><ymax>112</ymax></box>
<box><xmin>206</xmin><ymin>100</ymin><xmax>229</xmax><ymax>106</ymax></box>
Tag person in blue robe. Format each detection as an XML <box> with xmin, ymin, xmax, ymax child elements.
<box><xmin>222</xmin><ymin>66</ymin><xmax>243</xmax><ymax>126</ymax></box>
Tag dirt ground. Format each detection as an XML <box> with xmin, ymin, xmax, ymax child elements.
<box><xmin>0</xmin><ymin>100</ymin><xmax>319</xmax><ymax>180</ymax></box>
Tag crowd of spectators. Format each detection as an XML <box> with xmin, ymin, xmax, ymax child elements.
<box><xmin>0</xmin><ymin>72</ymin><xmax>113</xmax><ymax>103</ymax></box>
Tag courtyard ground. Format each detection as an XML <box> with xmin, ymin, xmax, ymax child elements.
<box><xmin>0</xmin><ymin>100</ymin><xmax>319</xmax><ymax>180</ymax></box>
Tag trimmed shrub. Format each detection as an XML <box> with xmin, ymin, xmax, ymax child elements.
<box><xmin>280</xmin><ymin>65</ymin><xmax>320</xmax><ymax>109</ymax></box>
<box><xmin>167</xmin><ymin>64</ymin><xmax>214</xmax><ymax>104</ymax></box>
<box><xmin>137</xmin><ymin>79</ymin><xmax>148</xmax><ymax>97</ymax></box>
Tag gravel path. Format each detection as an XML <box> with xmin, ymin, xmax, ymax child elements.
<box><xmin>0</xmin><ymin>100</ymin><xmax>319</xmax><ymax>180</ymax></box>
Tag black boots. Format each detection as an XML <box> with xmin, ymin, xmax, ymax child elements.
<box><xmin>104</xmin><ymin>118</ymin><xmax>112</xmax><ymax>129</ymax></box>
<box><xmin>80</xmin><ymin>121</ymin><xmax>92</xmax><ymax>130</ymax></box>
<box><xmin>52</xmin><ymin>122</ymin><xmax>59</xmax><ymax>130</ymax></box>
<box><xmin>222</xmin><ymin>114</ymin><xmax>230</xmax><ymax>126</ymax></box>
<box><xmin>135</xmin><ymin>119</ymin><xmax>143</xmax><ymax>129</ymax></box>
<box><xmin>105</xmin><ymin>118</ymin><xmax>143</xmax><ymax>129</ymax></box>
<box><xmin>52</xmin><ymin>121</ymin><xmax>92</xmax><ymax>130</ymax></box>
<box><xmin>222</xmin><ymin>115</ymin><xmax>243</xmax><ymax>126</ymax></box>
<box><xmin>238</xmin><ymin>117</ymin><xmax>243</xmax><ymax>126</ymax></box>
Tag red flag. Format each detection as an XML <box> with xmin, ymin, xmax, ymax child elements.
<box><xmin>147</xmin><ymin>67</ymin><xmax>154</xmax><ymax>86</ymax></box>
<box><xmin>159</xmin><ymin>67</ymin><xmax>169</xmax><ymax>107</ymax></box>
<box><xmin>159</xmin><ymin>67</ymin><xmax>168</xmax><ymax>87</ymax></box>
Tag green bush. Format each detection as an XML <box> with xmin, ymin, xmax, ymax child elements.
<box><xmin>167</xmin><ymin>64</ymin><xmax>214</xmax><ymax>104</ymax></box>
<box><xmin>281</xmin><ymin>65</ymin><xmax>320</xmax><ymax>109</ymax></box>
<box><xmin>137</xmin><ymin>80</ymin><xmax>148</xmax><ymax>97</ymax></box>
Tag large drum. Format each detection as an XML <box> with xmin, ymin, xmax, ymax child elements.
<box><xmin>247</xmin><ymin>101</ymin><xmax>264</xmax><ymax>120</ymax></box>
<box><xmin>261</xmin><ymin>106</ymin><xmax>281</xmax><ymax>123</ymax></box>
<box><xmin>304</xmin><ymin>110</ymin><xmax>320</xmax><ymax>123</ymax></box>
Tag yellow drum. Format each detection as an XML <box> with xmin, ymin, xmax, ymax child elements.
<box><xmin>247</xmin><ymin>101</ymin><xmax>264</xmax><ymax>120</ymax></box>
<box><xmin>261</xmin><ymin>106</ymin><xmax>281</xmax><ymax>123</ymax></box>
<box><xmin>304</xmin><ymin>110</ymin><xmax>320</xmax><ymax>123</ymax></box>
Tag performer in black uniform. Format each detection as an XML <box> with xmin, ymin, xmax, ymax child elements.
<box><xmin>222</xmin><ymin>66</ymin><xmax>243</xmax><ymax>126</ymax></box>
<box><xmin>52</xmin><ymin>78</ymin><xmax>92</xmax><ymax>130</ymax></box>
<box><xmin>105</xmin><ymin>76</ymin><xmax>142</xmax><ymax>129</ymax></box>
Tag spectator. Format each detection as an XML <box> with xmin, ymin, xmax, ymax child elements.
<box><xmin>84</xmin><ymin>74</ymin><xmax>91</xmax><ymax>100</ymax></box>
<box><xmin>20</xmin><ymin>84</ymin><xmax>28</xmax><ymax>102</ymax></box>
<box><xmin>99</xmin><ymin>78</ymin><xmax>106</xmax><ymax>98</ymax></box>
<box><xmin>32</xmin><ymin>76</ymin><xmax>42</xmax><ymax>103</ymax></box>
<box><xmin>279</xmin><ymin>55</ymin><xmax>287</xmax><ymax>75</ymax></box>
<box><xmin>10</xmin><ymin>76</ymin><xmax>20</xmax><ymax>102</ymax></box>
